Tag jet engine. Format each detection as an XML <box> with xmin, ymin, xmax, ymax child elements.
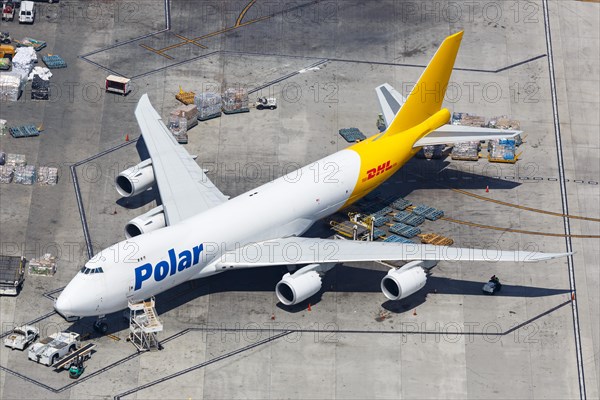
<box><xmin>276</xmin><ymin>264</ymin><xmax>323</xmax><ymax>306</ymax></box>
<box><xmin>380</xmin><ymin>261</ymin><xmax>428</xmax><ymax>301</ymax></box>
<box><xmin>115</xmin><ymin>159</ymin><xmax>154</xmax><ymax>197</ymax></box>
<box><xmin>125</xmin><ymin>205</ymin><xmax>166</xmax><ymax>238</ymax></box>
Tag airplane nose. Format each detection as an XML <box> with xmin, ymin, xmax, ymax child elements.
<box><xmin>55</xmin><ymin>274</ymin><xmax>104</xmax><ymax>318</ymax></box>
<box><xmin>54</xmin><ymin>292</ymin><xmax>73</xmax><ymax>317</ymax></box>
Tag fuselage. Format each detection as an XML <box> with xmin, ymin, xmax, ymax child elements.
<box><xmin>54</xmin><ymin>111</ymin><xmax>445</xmax><ymax>318</ymax></box>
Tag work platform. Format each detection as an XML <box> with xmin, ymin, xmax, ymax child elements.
<box><xmin>128</xmin><ymin>297</ymin><xmax>163</xmax><ymax>352</ymax></box>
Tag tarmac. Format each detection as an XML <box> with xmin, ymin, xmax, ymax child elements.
<box><xmin>0</xmin><ymin>1</ymin><xmax>598</xmax><ymax>399</ymax></box>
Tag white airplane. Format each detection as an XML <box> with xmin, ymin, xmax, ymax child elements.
<box><xmin>55</xmin><ymin>32</ymin><xmax>568</xmax><ymax>332</ymax></box>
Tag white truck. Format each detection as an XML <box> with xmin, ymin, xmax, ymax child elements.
<box><xmin>3</xmin><ymin>325</ymin><xmax>39</xmax><ymax>350</ymax></box>
<box><xmin>18</xmin><ymin>0</ymin><xmax>33</xmax><ymax>24</ymax></box>
<box><xmin>28</xmin><ymin>331</ymin><xmax>79</xmax><ymax>366</ymax></box>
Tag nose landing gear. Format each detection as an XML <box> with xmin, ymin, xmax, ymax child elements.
<box><xmin>93</xmin><ymin>316</ymin><xmax>108</xmax><ymax>334</ymax></box>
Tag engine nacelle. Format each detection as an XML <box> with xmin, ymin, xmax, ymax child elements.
<box><xmin>276</xmin><ymin>264</ymin><xmax>322</xmax><ymax>306</ymax></box>
<box><xmin>381</xmin><ymin>261</ymin><xmax>427</xmax><ymax>301</ymax></box>
<box><xmin>116</xmin><ymin>159</ymin><xmax>154</xmax><ymax>197</ymax></box>
<box><xmin>125</xmin><ymin>205</ymin><xmax>166</xmax><ymax>238</ymax></box>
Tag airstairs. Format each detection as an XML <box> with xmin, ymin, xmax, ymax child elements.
<box><xmin>128</xmin><ymin>297</ymin><xmax>163</xmax><ymax>351</ymax></box>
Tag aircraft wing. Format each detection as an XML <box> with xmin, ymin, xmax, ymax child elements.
<box><xmin>217</xmin><ymin>237</ymin><xmax>569</xmax><ymax>268</ymax></box>
<box><xmin>135</xmin><ymin>94</ymin><xmax>229</xmax><ymax>225</ymax></box>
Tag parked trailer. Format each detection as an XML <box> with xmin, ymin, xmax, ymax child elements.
<box><xmin>0</xmin><ymin>255</ymin><xmax>25</xmax><ymax>295</ymax></box>
<box><xmin>28</xmin><ymin>331</ymin><xmax>80</xmax><ymax>366</ymax></box>
<box><xmin>105</xmin><ymin>75</ymin><xmax>131</xmax><ymax>96</ymax></box>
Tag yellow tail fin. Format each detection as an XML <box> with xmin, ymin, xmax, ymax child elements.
<box><xmin>386</xmin><ymin>31</ymin><xmax>463</xmax><ymax>135</ymax></box>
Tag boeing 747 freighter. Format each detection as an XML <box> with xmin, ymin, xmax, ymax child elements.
<box><xmin>55</xmin><ymin>32</ymin><xmax>568</xmax><ymax>332</ymax></box>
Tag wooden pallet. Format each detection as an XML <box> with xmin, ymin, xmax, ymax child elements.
<box><xmin>176</xmin><ymin>89</ymin><xmax>195</xmax><ymax>105</ymax></box>
<box><xmin>418</xmin><ymin>233</ymin><xmax>454</xmax><ymax>246</ymax></box>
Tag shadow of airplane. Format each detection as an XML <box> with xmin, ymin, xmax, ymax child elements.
<box><xmin>65</xmin><ymin>264</ymin><xmax>569</xmax><ymax>336</ymax></box>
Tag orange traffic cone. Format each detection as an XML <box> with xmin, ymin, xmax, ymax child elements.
<box><xmin>125</xmin><ymin>134</ymin><xmax>129</xmax><ymax>142</ymax></box>
<box><xmin>485</xmin><ymin>185</ymin><xmax>489</xmax><ymax>193</ymax></box>
<box><xmin>413</xmin><ymin>309</ymin><xmax>417</xmax><ymax>316</ymax></box>
<box><xmin>307</xmin><ymin>303</ymin><xmax>312</xmax><ymax>311</ymax></box>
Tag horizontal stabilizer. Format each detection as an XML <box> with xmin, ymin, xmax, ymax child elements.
<box><xmin>375</xmin><ymin>83</ymin><xmax>406</xmax><ymax>129</ymax></box>
<box><xmin>217</xmin><ymin>237</ymin><xmax>569</xmax><ymax>268</ymax></box>
<box><xmin>413</xmin><ymin>124</ymin><xmax>523</xmax><ymax>147</ymax></box>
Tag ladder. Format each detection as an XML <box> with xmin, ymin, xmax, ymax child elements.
<box><xmin>128</xmin><ymin>297</ymin><xmax>163</xmax><ymax>352</ymax></box>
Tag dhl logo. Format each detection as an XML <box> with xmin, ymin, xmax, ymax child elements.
<box><xmin>362</xmin><ymin>160</ymin><xmax>396</xmax><ymax>182</ymax></box>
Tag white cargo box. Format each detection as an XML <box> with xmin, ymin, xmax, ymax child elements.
<box><xmin>105</xmin><ymin>75</ymin><xmax>131</xmax><ymax>95</ymax></box>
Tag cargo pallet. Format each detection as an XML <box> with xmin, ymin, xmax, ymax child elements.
<box><xmin>451</xmin><ymin>154</ymin><xmax>480</xmax><ymax>161</ymax></box>
<box><xmin>383</xmin><ymin>234</ymin><xmax>414</xmax><ymax>244</ymax></box>
<box><xmin>373</xmin><ymin>228</ymin><xmax>386</xmax><ymax>240</ymax></box>
<box><xmin>389</xmin><ymin>223</ymin><xmax>421</xmax><ymax>238</ymax></box>
<box><xmin>372</xmin><ymin>206</ymin><xmax>393</xmax><ymax>217</ymax></box>
<box><xmin>222</xmin><ymin>108</ymin><xmax>249</xmax><ymax>115</ymax></box>
<box><xmin>198</xmin><ymin>112</ymin><xmax>221</xmax><ymax>121</ymax></box>
<box><xmin>391</xmin><ymin>198</ymin><xmax>412</xmax><ymax>210</ymax></box>
<box><xmin>9</xmin><ymin>125</ymin><xmax>39</xmax><ymax>138</ymax></box>
<box><xmin>411</xmin><ymin>205</ymin><xmax>444</xmax><ymax>221</ymax></box>
<box><xmin>42</xmin><ymin>55</ymin><xmax>67</xmax><ymax>69</ymax></box>
<box><xmin>371</xmin><ymin>215</ymin><xmax>390</xmax><ymax>227</ymax></box>
<box><xmin>173</xmin><ymin>132</ymin><xmax>188</xmax><ymax>144</ymax></box>
<box><xmin>339</xmin><ymin>127</ymin><xmax>366</xmax><ymax>143</ymax></box>
<box><xmin>393</xmin><ymin>211</ymin><xmax>425</xmax><ymax>226</ymax></box>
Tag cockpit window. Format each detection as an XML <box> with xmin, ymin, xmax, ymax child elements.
<box><xmin>79</xmin><ymin>266</ymin><xmax>104</xmax><ymax>274</ymax></box>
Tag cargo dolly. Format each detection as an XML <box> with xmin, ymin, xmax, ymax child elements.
<box><xmin>52</xmin><ymin>342</ymin><xmax>95</xmax><ymax>370</ymax></box>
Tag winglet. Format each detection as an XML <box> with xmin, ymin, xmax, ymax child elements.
<box><xmin>386</xmin><ymin>31</ymin><xmax>463</xmax><ymax>136</ymax></box>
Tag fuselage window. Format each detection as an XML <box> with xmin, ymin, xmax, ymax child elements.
<box><xmin>80</xmin><ymin>266</ymin><xmax>104</xmax><ymax>274</ymax></box>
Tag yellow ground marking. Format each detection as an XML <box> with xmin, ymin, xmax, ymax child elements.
<box><xmin>140</xmin><ymin>0</ymin><xmax>268</xmax><ymax>57</ymax></box>
<box><xmin>441</xmin><ymin>216</ymin><xmax>600</xmax><ymax>239</ymax></box>
<box><xmin>236</xmin><ymin>0</ymin><xmax>258</xmax><ymax>27</ymax></box>
<box><xmin>449</xmin><ymin>187</ymin><xmax>600</xmax><ymax>222</ymax></box>
<box><xmin>172</xmin><ymin>33</ymin><xmax>208</xmax><ymax>49</ymax></box>
<box><xmin>139</xmin><ymin>43</ymin><xmax>174</xmax><ymax>60</ymax></box>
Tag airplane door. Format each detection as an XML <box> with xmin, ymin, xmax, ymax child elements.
<box><xmin>126</xmin><ymin>279</ymin><xmax>135</xmax><ymax>299</ymax></box>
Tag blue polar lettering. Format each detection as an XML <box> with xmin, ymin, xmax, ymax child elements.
<box><xmin>134</xmin><ymin>244</ymin><xmax>204</xmax><ymax>291</ymax></box>
<box><xmin>154</xmin><ymin>261</ymin><xmax>169</xmax><ymax>282</ymax></box>
<box><xmin>168</xmin><ymin>249</ymin><xmax>177</xmax><ymax>276</ymax></box>
<box><xmin>193</xmin><ymin>244</ymin><xmax>203</xmax><ymax>265</ymax></box>
<box><xmin>178</xmin><ymin>250</ymin><xmax>191</xmax><ymax>271</ymax></box>
<box><xmin>134</xmin><ymin>263</ymin><xmax>152</xmax><ymax>290</ymax></box>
